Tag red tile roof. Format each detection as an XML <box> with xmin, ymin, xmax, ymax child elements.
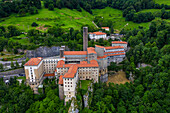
<box><xmin>44</xmin><ymin>73</ymin><xmax>55</xmax><ymax>77</ymax></box>
<box><xmin>59</xmin><ymin>75</ymin><xmax>63</xmax><ymax>84</ymax></box>
<box><xmin>104</xmin><ymin>46</ymin><xmax>124</xmax><ymax>50</ymax></box>
<box><xmin>95</xmin><ymin>45</ymin><xmax>105</xmax><ymax>48</ymax></box>
<box><xmin>97</xmin><ymin>55</ymin><xmax>107</xmax><ymax>59</ymax></box>
<box><xmin>87</xmin><ymin>47</ymin><xmax>97</xmax><ymax>54</ymax></box>
<box><xmin>107</xmin><ymin>53</ymin><xmax>125</xmax><ymax>57</ymax></box>
<box><xmin>89</xmin><ymin>32</ymin><xmax>106</xmax><ymax>35</ymax></box>
<box><xmin>77</xmin><ymin>60</ymin><xmax>99</xmax><ymax>68</ymax></box>
<box><xmin>101</xmin><ymin>27</ymin><xmax>109</xmax><ymax>29</ymax></box>
<box><xmin>95</xmin><ymin>45</ymin><xmax>124</xmax><ymax>50</ymax></box>
<box><xmin>24</xmin><ymin>58</ymin><xmax>42</xmax><ymax>66</ymax></box>
<box><xmin>64</xmin><ymin>51</ymin><xmax>87</xmax><ymax>55</ymax></box>
<box><xmin>64</xmin><ymin>65</ymin><xmax>78</xmax><ymax>78</ymax></box>
<box><xmin>57</xmin><ymin>60</ymin><xmax>99</xmax><ymax>78</ymax></box>
<box><xmin>80</xmin><ymin>61</ymin><xmax>88</xmax><ymax>64</ymax></box>
<box><xmin>112</xmin><ymin>41</ymin><xmax>127</xmax><ymax>44</ymax></box>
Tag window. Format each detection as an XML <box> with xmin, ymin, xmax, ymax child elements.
<box><xmin>65</xmin><ymin>82</ymin><xmax>66</xmax><ymax>84</ymax></box>
<box><xmin>65</xmin><ymin>85</ymin><xmax>67</xmax><ymax>87</ymax></box>
<box><xmin>69</xmin><ymin>92</ymin><xmax>71</xmax><ymax>94</ymax></box>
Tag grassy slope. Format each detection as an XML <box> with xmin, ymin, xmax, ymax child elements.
<box><xmin>155</xmin><ymin>0</ymin><xmax>170</xmax><ymax>5</ymax></box>
<box><xmin>92</xmin><ymin>7</ymin><xmax>150</xmax><ymax>31</ymax></box>
<box><xmin>81</xmin><ymin>80</ymin><xmax>91</xmax><ymax>90</ymax></box>
<box><xmin>0</xmin><ymin>8</ymin><xmax>95</xmax><ymax>31</ymax></box>
<box><xmin>139</xmin><ymin>9</ymin><xmax>170</xmax><ymax>13</ymax></box>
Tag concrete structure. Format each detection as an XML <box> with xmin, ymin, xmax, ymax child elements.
<box><xmin>24</xmin><ymin>57</ymin><xmax>65</xmax><ymax>89</ymax></box>
<box><xmin>101</xmin><ymin>27</ymin><xmax>109</xmax><ymax>31</ymax></box>
<box><xmin>24</xmin><ymin>27</ymin><xmax>127</xmax><ymax>102</ymax></box>
<box><xmin>112</xmin><ymin>41</ymin><xmax>128</xmax><ymax>50</ymax></box>
<box><xmin>24</xmin><ymin>57</ymin><xmax>44</xmax><ymax>89</ymax></box>
<box><xmin>83</xmin><ymin>27</ymin><xmax>88</xmax><ymax>51</ymax></box>
<box><xmin>89</xmin><ymin>32</ymin><xmax>107</xmax><ymax>40</ymax></box>
<box><xmin>57</xmin><ymin>60</ymin><xmax>99</xmax><ymax>102</ymax></box>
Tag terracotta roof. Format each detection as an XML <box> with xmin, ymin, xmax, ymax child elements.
<box><xmin>57</xmin><ymin>60</ymin><xmax>99</xmax><ymax>78</ymax></box>
<box><xmin>107</xmin><ymin>53</ymin><xmax>125</xmax><ymax>57</ymax></box>
<box><xmin>64</xmin><ymin>65</ymin><xmax>78</xmax><ymax>78</ymax></box>
<box><xmin>89</xmin><ymin>32</ymin><xmax>106</xmax><ymax>35</ymax></box>
<box><xmin>57</xmin><ymin>60</ymin><xmax>65</xmax><ymax>65</ymax></box>
<box><xmin>97</xmin><ymin>55</ymin><xmax>107</xmax><ymax>59</ymax></box>
<box><xmin>80</xmin><ymin>61</ymin><xmax>88</xmax><ymax>64</ymax></box>
<box><xmin>25</xmin><ymin>58</ymin><xmax>42</xmax><ymax>66</ymax></box>
<box><xmin>102</xmin><ymin>27</ymin><xmax>109</xmax><ymax>29</ymax></box>
<box><xmin>77</xmin><ymin>60</ymin><xmax>99</xmax><ymax>68</ymax></box>
<box><xmin>95</xmin><ymin>45</ymin><xmax>105</xmax><ymax>48</ymax></box>
<box><xmin>112</xmin><ymin>41</ymin><xmax>127</xmax><ymax>44</ymax></box>
<box><xmin>87</xmin><ymin>47</ymin><xmax>97</xmax><ymax>54</ymax></box>
<box><xmin>64</xmin><ymin>51</ymin><xmax>87</xmax><ymax>55</ymax></box>
<box><xmin>104</xmin><ymin>46</ymin><xmax>124</xmax><ymax>50</ymax></box>
<box><xmin>44</xmin><ymin>73</ymin><xmax>55</xmax><ymax>77</ymax></box>
<box><xmin>59</xmin><ymin>75</ymin><xmax>63</xmax><ymax>84</ymax></box>
<box><xmin>104</xmin><ymin>51</ymin><xmax>125</xmax><ymax>54</ymax></box>
<box><xmin>95</xmin><ymin>45</ymin><xmax>124</xmax><ymax>50</ymax></box>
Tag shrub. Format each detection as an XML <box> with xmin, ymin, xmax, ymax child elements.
<box><xmin>31</xmin><ymin>22</ymin><xmax>38</xmax><ymax>27</ymax></box>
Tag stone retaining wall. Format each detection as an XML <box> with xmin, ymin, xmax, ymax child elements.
<box><xmin>0</xmin><ymin>68</ymin><xmax>24</xmax><ymax>75</ymax></box>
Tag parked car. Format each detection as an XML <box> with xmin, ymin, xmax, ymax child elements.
<box><xmin>18</xmin><ymin>74</ymin><xmax>25</xmax><ymax>76</ymax></box>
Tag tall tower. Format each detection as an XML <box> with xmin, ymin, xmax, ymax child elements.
<box><xmin>83</xmin><ymin>27</ymin><xmax>88</xmax><ymax>51</ymax></box>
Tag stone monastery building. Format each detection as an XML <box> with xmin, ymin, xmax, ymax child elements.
<box><xmin>24</xmin><ymin>27</ymin><xmax>127</xmax><ymax>102</ymax></box>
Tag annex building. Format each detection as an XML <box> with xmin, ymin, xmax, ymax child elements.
<box><xmin>24</xmin><ymin>27</ymin><xmax>127</xmax><ymax>102</ymax></box>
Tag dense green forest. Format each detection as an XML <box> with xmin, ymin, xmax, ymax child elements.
<box><xmin>0</xmin><ymin>78</ymin><xmax>70</xmax><ymax>113</ymax></box>
<box><xmin>1</xmin><ymin>0</ymin><xmax>170</xmax><ymax>22</ymax></box>
<box><xmin>0</xmin><ymin>24</ymin><xmax>112</xmax><ymax>53</ymax></box>
<box><xmin>80</xmin><ymin>19</ymin><xmax>170</xmax><ymax>113</ymax></box>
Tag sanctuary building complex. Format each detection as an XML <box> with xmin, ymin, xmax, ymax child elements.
<box><xmin>24</xmin><ymin>27</ymin><xmax>127</xmax><ymax>102</ymax></box>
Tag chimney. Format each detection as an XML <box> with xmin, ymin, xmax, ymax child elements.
<box><xmin>60</xmin><ymin>48</ymin><xmax>64</xmax><ymax>58</ymax></box>
<box><xmin>83</xmin><ymin>27</ymin><xmax>88</xmax><ymax>51</ymax></box>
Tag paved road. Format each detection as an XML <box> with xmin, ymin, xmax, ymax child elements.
<box><xmin>0</xmin><ymin>74</ymin><xmax>20</xmax><ymax>79</ymax></box>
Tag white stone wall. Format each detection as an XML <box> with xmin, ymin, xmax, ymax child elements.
<box><xmin>105</xmin><ymin>48</ymin><xmax>125</xmax><ymax>52</ymax></box>
<box><xmin>89</xmin><ymin>34</ymin><xmax>106</xmax><ymax>40</ymax></box>
<box><xmin>112</xmin><ymin>43</ymin><xmax>127</xmax><ymax>50</ymax></box>
<box><xmin>43</xmin><ymin>58</ymin><xmax>65</xmax><ymax>73</ymax></box>
<box><xmin>25</xmin><ymin>61</ymin><xmax>43</xmax><ymax>83</ymax></box>
<box><xmin>78</xmin><ymin>67</ymin><xmax>99</xmax><ymax>83</ymax></box>
<box><xmin>63</xmin><ymin>72</ymin><xmax>79</xmax><ymax>101</ymax></box>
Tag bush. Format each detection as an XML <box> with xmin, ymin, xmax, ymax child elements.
<box><xmin>48</xmin><ymin>4</ymin><xmax>54</xmax><ymax>10</ymax></box>
<box><xmin>31</xmin><ymin>22</ymin><xmax>38</xmax><ymax>27</ymax></box>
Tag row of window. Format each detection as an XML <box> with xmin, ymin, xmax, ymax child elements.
<box><xmin>65</xmin><ymin>82</ymin><xmax>72</xmax><ymax>84</ymax></box>
<box><xmin>43</xmin><ymin>61</ymin><xmax>58</xmax><ymax>63</ymax></box>
<box><xmin>65</xmin><ymin>85</ymin><xmax>72</xmax><ymax>87</ymax></box>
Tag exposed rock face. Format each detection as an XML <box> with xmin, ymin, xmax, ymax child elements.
<box><xmin>26</xmin><ymin>46</ymin><xmax>62</xmax><ymax>58</ymax></box>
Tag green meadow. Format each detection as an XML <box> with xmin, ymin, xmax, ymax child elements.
<box><xmin>0</xmin><ymin>7</ymin><xmax>152</xmax><ymax>33</ymax></box>
<box><xmin>139</xmin><ymin>9</ymin><xmax>170</xmax><ymax>13</ymax></box>
<box><xmin>0</xmin><ymin>8</ymin><xmax>95</xmax><ymax>31</ymax></box>
<box><xmin>92</xmin><ymin>7</ymin><xmax>150</xmax><ymax>31</ymax></box>
<box><xmin>155</xmin><ymin>0</ymin><xmax>170</xmax><ymax>5</ymax></box>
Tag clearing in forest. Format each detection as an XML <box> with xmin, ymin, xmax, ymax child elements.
<box><xmin>155</xmin><ymin>0</ymin><xmax>170</xmax><ymax>5</ymax></box>
<box><xmin>107</xmin><ymin>71</ymin><xmax>130</xmax><ymax>85</ymax></box>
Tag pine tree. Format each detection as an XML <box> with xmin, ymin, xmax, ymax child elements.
<box><xmin>11</xmin><ymin>61</ymin><xmax>15</xmax><ymax>69</ymax></box>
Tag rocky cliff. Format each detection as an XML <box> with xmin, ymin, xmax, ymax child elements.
<box><xmin>26</xmin><ymin>46</ymin><xmax>63</xmax><ymax>58</ymax></box>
